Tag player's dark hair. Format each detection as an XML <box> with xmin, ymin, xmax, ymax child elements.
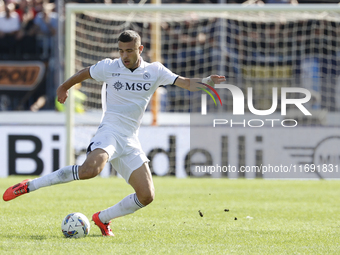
<box><xmin>118</xmin><ymin>30</ymin><xmax>141</xmax><ymax>46</ymax></box>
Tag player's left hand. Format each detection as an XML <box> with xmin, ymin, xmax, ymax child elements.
<box><xmin>210</xmin><ymin>75</ymin><xmax>226</xmax><ymax>84</ymax></box>
<box><xmin>57</xmin><ymin>85</ymin><xmax>68</xmax><ymax>104</ymax></box>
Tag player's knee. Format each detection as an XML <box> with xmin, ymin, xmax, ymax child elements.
<box><xmin>79</xmin><ymin>156</ymin><xmax>106</xmax><ymax>179</ymax></box>
<box><xmin>79</xmin><ymin>151</ymin><xmax>108</xmax><ymax>180</ymax></box>
<box><xmin>141</xmin><ymin>193</ymin><xmax>154</xmax><ymax>206</ymax></box>
<box><xmin>138</xmin><ymin>187</ymin><xmax>155</xmax><ymax>206</ymax></box>
<box><xmin>79</xmin><ymin>165</ymin><xmax>100</xmax><ymax>179</ymax></box>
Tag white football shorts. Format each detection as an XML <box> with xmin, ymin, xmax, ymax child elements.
<box><xmin>86</xmin><ymin>124</ymin><xmax>149</xmax><ymax>183</ymax></box>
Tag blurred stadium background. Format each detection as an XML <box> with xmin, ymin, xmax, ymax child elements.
<box><xmin>1</xmin><ymin>0</ymin><xmax>340</xmax><ymax>179</ymax></box>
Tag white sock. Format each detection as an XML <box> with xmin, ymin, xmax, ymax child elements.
<box><xmin>99</xmin><ymin>193</ymin><xmax>145</xmax><ymax>223</ymax></box>
<box><xmin>28</xmin><ymin>165</ymin><xmax>79</xmax><ymax>192</ymax></box>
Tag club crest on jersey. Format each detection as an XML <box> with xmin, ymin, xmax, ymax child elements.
<box><xmin>113</xmin><ymin>81</ymin><xmax>123</xmax><ymax>91</ymax></box>
<box><xmin>143</xmin><ymin>72</ymin><xmax>151</xmax><ymax>80</ymax></box>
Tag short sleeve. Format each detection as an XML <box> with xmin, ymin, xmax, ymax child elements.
<box><xmin>155</xmin><ymin>62</ymin><xmax>178</xmax><ymax>86</ymax></box>
<box><xmin>89</xmin><ymin>59</ymin><xmax>108</xmax><ymax>82</ymax></box>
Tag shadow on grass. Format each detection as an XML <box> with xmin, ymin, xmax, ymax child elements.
<box><xmin>1</xmin><ymin>234</ymin><xmax>53</xmax><ymax>240</ymax></box>
<box><xmin>88</xmin><ymin>234</ymin><xmax>113</xmax><ymax>238</ymax></box>
<box><xmin>27</xmin><ymin>235</ymin><xmax>47</xmax><ymax>240</ymax></box>
<box><xmin>2</xmin><ymin>233</ymin><xmax>109</xmax><ymax>240</ymax></box>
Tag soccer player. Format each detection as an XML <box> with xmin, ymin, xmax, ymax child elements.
<box><xmin>3</xmin><ymin>30</ymin><xmax>225</xmax><ymax>236</ymax></box>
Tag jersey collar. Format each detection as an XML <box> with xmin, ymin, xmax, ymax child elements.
<box><xmin>118</xmin><ymin>57</ymin><xmax>145</xmax><ymax>70</ymax></box>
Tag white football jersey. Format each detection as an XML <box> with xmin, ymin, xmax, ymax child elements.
<box><xmin>89</xmin><ymin>57</ymin><xmax>178</xmax><ymax>136</ymax></box>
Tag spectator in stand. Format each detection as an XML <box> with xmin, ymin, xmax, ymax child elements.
<box><xmin>16</xmin><ymin>0</ymin><xmax>32</xmax><ymax>22</ymax></box>
<box><xmin>31</xmin><ymin>1</ymin><xmax>58</xmax><ymax>111</ymax></box>
<box><xmin>0</xmin><ymin>2</ymin><xmax>20</xmax><ymax>59</ymax></box>
<box><xmin>34</xmin><ymin>2</ymin><xmax>57</xmax><ymax>58</ymax></box>
<box><xmin>34</xmin><ymin>2</ymin><xmax>57</xmax><ymax>37</ymax></box>
<box><xmin>32</xmin><ymin>0</ymin><xmax>43</xmax><ymax>16</ymax></box>
<box><xmin>16</xmin><ymin>0</ymin><xmax>38</xmax><ymax>58</ymax></box>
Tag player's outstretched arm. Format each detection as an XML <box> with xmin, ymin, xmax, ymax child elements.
<box><xmin>57</xmin><ymin>67</ymin><xmax>92</xmax><ymax>104</ymax></box>
<box><xmin>174</xmin><ymin>75</ymin><xmax>226</xmax><ymax>91</ymax></box>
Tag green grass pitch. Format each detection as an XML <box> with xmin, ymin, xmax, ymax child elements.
<box><xmin>0</xmin><ymin>176</ymin><xmax>339</xmax><ymax>254</ymax></box>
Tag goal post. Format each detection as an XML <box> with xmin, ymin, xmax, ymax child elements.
<box><xmin>150</xmin><ymin>0</ymin><xmax>162</xmax><ymax>126</ymax></box>
<box><xmin>65</xmin><ymin>3</ymin><xmax>340</xmax><ymax>165</ymax></box>
<box><xmin>65</xmin><ymin>6</ymin><xmax>76</xmax><ymax>165</ymax></box>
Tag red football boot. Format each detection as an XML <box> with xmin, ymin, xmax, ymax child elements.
<box><xmin>3</xmin><ymin>179</ymin><xmax>31</xmax><ymax>201</ymax></box>
<box><xmin>92</xmin><ymin>212</ymin><xmax>114</xmax><ymax>236</ymax></box>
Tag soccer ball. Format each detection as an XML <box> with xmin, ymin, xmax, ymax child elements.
<box><xmin>61</xmin><ymin>212</ymin><xmax>90</xmax><ymax>238</ymax></box>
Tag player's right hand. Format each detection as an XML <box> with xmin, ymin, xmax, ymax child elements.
<box><xmin>56</xmin><ymin>85</ymin><xmax>68</xmax><ymax>104</ymax></box>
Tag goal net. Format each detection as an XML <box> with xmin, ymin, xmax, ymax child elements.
<box><xmin>65</xmin><ymin>4</ymin><xmax>340</xmax><ymax>177</ymax></box>
<box><xmin>66</xmin><ymin>4</ymin><xmax>340</xmax><ymax>113</ymax></box>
